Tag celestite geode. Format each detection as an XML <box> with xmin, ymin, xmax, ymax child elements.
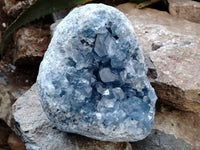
<box><xmin>37</xmin><ymin>4</ymin><xmax>157</xmax><ymax>142</ymax></box>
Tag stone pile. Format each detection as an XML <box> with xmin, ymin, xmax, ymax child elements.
<box><xmin>1</xmin><ymin>0</ymin><xmax>200</xmax><ymax>150</ymax></box>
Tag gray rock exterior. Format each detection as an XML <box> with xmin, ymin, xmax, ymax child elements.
<box><xmin>131</xmin><ymin>129</ymin><xmax>192</xmax><ymax>150</ymax></box>
<box><xmin>37</xmin><ymin>4</ymin><xmax>157</xmax><ymax>142</ymax></box>
<box><xmin>12</xmin><ymin>84</ymin><xmax>132</xmax><ymax>150</ymax></box>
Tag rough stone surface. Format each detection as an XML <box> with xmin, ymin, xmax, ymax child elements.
<box><xmin>0</xmin><ymin>120</ymin><xmax>11</xmax><ymax>146</ymax></box>
<box><xmin>117</xmin><ymin>3</ymin><xmax>200</xmax><ymax>113</ymax></box>
<box><xmin>3</xmin><ymin>0</ymin><xmax>37</xmax><ymax>17</ymax></box>
<box><xmin>132</xmin><ymin>129</ymin><xmax>193</xmax><ymax>150</ymax></box>
<box><xmin>168</xmin><ymin>0</ymin><xmax>200</xmax><ymax>23</ymax></box>
<box><xmin>0</xmin><ymin>62</ymin><xmax>27</xmax><ymax>126</ymax></box>
<box><xmin>153</xmin><ymin>103</ymin><xmax>200</xmax><ymax>149</ymax></box>
<box><xmin>12</xmin><ymin>84</ymin><xmax>132</xmax><ymax>150</ymax></box>
<box><xmin>37</xmin><ymin>4</ymin><xmax>157</xmax><ymax>142</ymax></box>
<box><xmin>13</xmin><ymin>26</ymin><xmax>51</xmax><ymax>66</ymax></box>
<box><xmin>7</xmin><ymin>133</ymin><xmax>26</xmax><ymax>150</ymax></box>
<box><xmin>131</xmin><ymin>103</ymin><xmax>200</xmax><ymax>150</ymax></box>
<box><xmin>0</xmin><ymin>85</ymin><xmax>12</xmax><ymax>126</ymax></box>
<box><xmin>0</xmin><ymin>62</ymin><xmax>32</xmax><ymax>150</ymax></box>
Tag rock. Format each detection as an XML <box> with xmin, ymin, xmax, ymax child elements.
<box><xmin>37</xmin><ymin>4</ymin><xmax>157</xmax><ymax>142</ymax></box>
<box><xmin>3</xmin><ymin>0</ymin><xmax>37</xmax><ymax>17</ymax></box>
<box><xmin>50</xmin><ymin>19</ymin><xmax>62</xmax><ymax>35</ymax></box>
<box><xmin>131</xmin><ymin>129</ymin><xmax>193</xmax><ymax>150</ymax></box>
<box><xmin>117</xmin><ymin>3</ymin><xmax>200</xmax><ymax>113</ymax></box>
<box><xmin>131</xmin><ymin>104</ymin><xmax>200</xmax><ymax>149</ymax></box>
<box><xmin>0</xmin><ymin>85</ymin><xmax>12</xmax><ymax>126</ymax></box>
<box><xmin>12</xmin><ymin>84</ymin><xmax>132</xmax><ymax>150</ymax></box>
<box><xmin>0</xmin><ymin>65</ymin><xmax>8</xmax><ymax>87</ymax></box>
<box><xmin>13</xmin><ymin>26</ymin><xmax>51</xmax><ymax>66</ymax></box>
<box><xmin>0</xmin><ymin>120</ymin><xmax>11</xmax><ymax>146</ymax></box>
<box><xmin>0</xmin><ymin>62</ymin><xmax>30</xmax><ymax>127</ymax></box>
<box><xmin>168</xmin><ymin>0</ymin><xmax>200</xmax><ymax>23</ymax></box>
<box><xmin>7</xmin><ymin>133</ymin><xmax>26</xmax><ymax>150</ymax></box>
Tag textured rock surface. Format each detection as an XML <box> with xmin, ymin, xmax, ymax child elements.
<box><xmin>7</xmin><ymin>133</ymin><xmax>26</xmax><ymax>150</ymax></box>
<box><xmin>131</xmin><ymin>104</ymin><xmax>200</xmax><ymax>150</ymax></box>
<box><xmin>117</xmin><ymin>3</ymin><xmax>200</xmax><ymax>113</ymax></box>
<box><xmin>12</xmin><ymin>84</ymin><xmax>132</xmax><ymax>150</ymax></box>
<box><xmin>168</xmin><ymin>0</ymin><xmax>200</xmax><ymax>23</ymax></box>
<box><xmin>0</xmin><ymin>62</ymin><xmax>32</xmax><ymax>150</ymax></box>
<box><xmin>13</xmin><ymin>26</ymin><xmax>51</xmax><ymax>66</ymax></box>
<box><xmin>153</xmin><ymin>104</ymin><xmax>200</xmax><ymax>149</ymax></box>
<box><xmin>3</xmin><ymin>0</ymin><xmax>37</xmax><ymax>17</ymax></box>
<box><xmin>0</xmin><ymin>85</ymin><xmax>12</xmax><ymax>126</ymax></box>
<box><xmin>132</xmin><ymin>129</ymin><xmax>193</xmax><ymax>150</ymax></box>
<box><xmin>0</xmin><ymin>120</ymin><xmax>11</xmax><ymax>147</ymax></box>
<box><xmin>0</xmin><ymin>62</ymin><xmax>27</xmax><ymax>126</ymax></box>
<box><xmin>37</xmin><ymin>4</ymin><xmax>157</xmax><ymax>142</ymax></box>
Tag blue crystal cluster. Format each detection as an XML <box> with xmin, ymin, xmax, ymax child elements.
<box><xmin>37</xmin><ymin>4</ymin><xmax>157</xmax><ymax>142</ymax></box>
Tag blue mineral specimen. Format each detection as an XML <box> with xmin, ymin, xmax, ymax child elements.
<box><xmin>37</xmin><ymin>3</ymin><xmax>157</xmax><ymax>142</ymax></box>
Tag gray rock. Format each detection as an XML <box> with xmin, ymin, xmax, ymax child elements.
<box><xmin>12</xmin><ymin>84</ymin><xmax>132</xmax><ymax>150</ymax></box>
<box><xmin>0</xmin><ymin>69</ymin><xmax>8</xmax><ymax>86</ymax></box>
<box><xmin>131</xmin><ymin>129</ymin><xmax>192</xmax><ymax>150</ymax></box>
<box><xmin>153</xmin><ymin>103</ymin><xmax>200</xmax><ymax>148</ymax></box>
<box><xmin>37</xmin><ymin>4</ymin><xmax>157</xmax><ymax>142</ymax></box>
<box><xmin>0</xmin><ymin>85</ymin><xmax>12</xmax><ymax>126</ymax></box>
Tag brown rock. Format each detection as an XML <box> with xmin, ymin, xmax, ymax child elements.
<box><xmin>153</xmin><ymin>103</ymin><xmax>200</xmax><ymax>148</ymax></box>
<box><xmin>13</xmin><ymin>26</ymin><xmax>51</xmax><ymax>66</ymax></box>
<box><xmin>0</xmin><ymin>85</ymin><xmax>12</xmax><ymax>126</ymax></box>
<box><xmin>131</xmin><ymin>103</ymin><xmax>200</xmax><ymax>149</ymax></box>
<box><xmin>0</xmin><ymin>120</ymin><xmax>11</xmax><ymax>146</ymax></box>
<box><xmin>168</xmin><ymin>0</ymin><xmax>200</xmax><ymax>23</ymax></box>
<box><xmin>149</xmin><ymin>44</ymin><xmax>200</xmax><ymax>113</ymax></box>
<box><xmin>3</xmin><ymin>0</ymin><xmax>37</xmax><ymax>17</ymax></box>
<box><xmin>8</xmin><ymin>133</ymin><xmax>26</xmax><ymax>150</ymax></box>
<box><xmin>117</xmin><ymin>3</ymin><xmax>200</xmax><ymax>113</ymax></box>
<box><xmin>12</xmin><ymin>84</ymin><xmax>132</xmax><ymax>150</ymax></box>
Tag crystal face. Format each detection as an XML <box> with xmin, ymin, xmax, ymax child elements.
<box><xmin>37</xmin><ymin>4</ymin><xmax>157</xmax><ymax>142</ymax></box>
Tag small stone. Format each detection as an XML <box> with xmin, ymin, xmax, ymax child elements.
<box><xmin>37</xmin><ymin>4</ymin><xmax>157</xmax><ymax>142</ymax></box>
<box><xmin>13</xmin><ymin>26</ymin><xmax>51</xmax><ymax>66</ymax></box>
<box><xmin>0</xmin><ymin>85</ymin><xmax>12</xmax><ymax>126</ymax></box>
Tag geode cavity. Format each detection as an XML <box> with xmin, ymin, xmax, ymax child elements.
<box><xmin>37</xmin><ymin>4</ymin><xmax>157</xmax><ymax>142</ymax></box>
